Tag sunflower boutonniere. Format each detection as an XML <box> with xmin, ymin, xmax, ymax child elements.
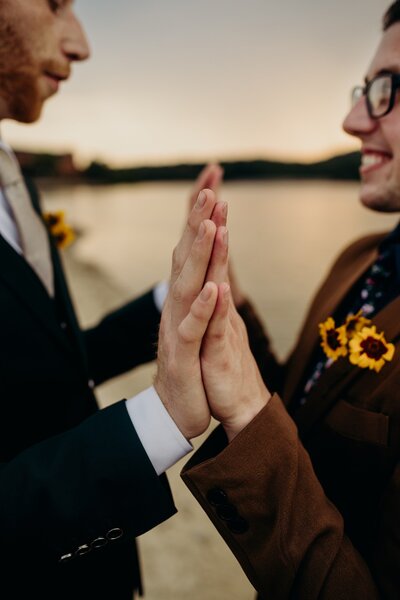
<box><xmin>319</xmin><ymin>317</ymin><xmax>348</xmax><ymax>361</ymax></box>
<box><xmin>43</xmin><ymin>210</ymin><xmax>75</xmax><ymax>249</ymax></box>
<box><xmin>319</xmin><ymin>310</ymin><xmax>395</xmax><ymax>373</ymax></box>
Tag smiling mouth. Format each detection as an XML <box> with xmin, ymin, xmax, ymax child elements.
<box><xmin>360</xmin><ymin>151</ymin><xmax>392</xmax><ymax>174</ymax></box>
<box><xmin>42</xmin><ymin>71</ymin><xmax>68</xmax><ymax>95</ymax></box>
<box><xmin>44</xmin><ymin>69</ymin><xmax>69</xmax><ymax>83</ymax></box>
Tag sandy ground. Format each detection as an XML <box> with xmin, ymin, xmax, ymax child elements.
<box><xmin>61</xmin><ymin>251</ymin><xmax>256</xmax><ymax>600</ymax></box>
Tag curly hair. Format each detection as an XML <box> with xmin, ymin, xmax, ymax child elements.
<box><xmin>383</xmin><ymin>1</ymin><xmax>400</xmax><ymax>30</ymax></box>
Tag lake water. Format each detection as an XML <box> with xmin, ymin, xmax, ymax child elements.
<box><xmin>40</xmin><ymin>178</ymin><xmax>399</xmax><ymax>359</ymax></box>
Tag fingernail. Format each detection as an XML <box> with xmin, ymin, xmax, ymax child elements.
<box><xmin>221</xmin><ymin>202</ymin><xmax>228</xmax><ymax>218</ymax></box>
<box><xmin>198</xmin><ymin>221</ymin><xmax>206</xmax><ymax>240</ymax></box>
<box><xmin>222</xmin><ymin>228</ymin><xmax>229</xmax><ymax>247</ymax></box>
<box><xmin>201</xmin><ymin>283</ymin><xmax>212</xmax><ymax>301</ymax></box>
<box><xmin>196</xmin><ymin>190</ymin><xmax>206</xmax><ymax>209</ymax></box>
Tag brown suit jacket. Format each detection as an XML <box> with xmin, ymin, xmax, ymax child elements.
<box><xmin>182</xmin><ymin>233</ymin><xmax>400</xmax><ymax>599</ymax></box>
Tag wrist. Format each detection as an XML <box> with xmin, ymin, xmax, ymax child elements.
<box><xmin>153</xmin><ymin>379</ymin><xmax>211</xmax><ymax>441</ymax></box>
<box><xmin>222</xmin><ymin>390</ymin><xmax>271</xmax><ymax>442</ymax></box>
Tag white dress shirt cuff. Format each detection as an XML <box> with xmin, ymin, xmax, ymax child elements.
<box><xmin>125</xmin><ymin>386</ymin><xmax>192</xmax><ymax>475</ymax></box>
<box><xmin>153</xmin><ymin>280</ymin><xmax>169</xmax><ymax>312</ymax></box>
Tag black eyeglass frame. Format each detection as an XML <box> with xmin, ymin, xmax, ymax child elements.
<box><xmin>352</xmin><ymin>72</ymin><xmax>400</xmax><ymax>119</ymax></box>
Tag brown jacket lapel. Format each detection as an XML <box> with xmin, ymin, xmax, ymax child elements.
<box><xmin>294</xmin><ymin>292</ymin><xmax>400</xmax><ymax>438</ymax></box>
<box><xmin>283</xmin><ymin>233</ymin><xmax>384</xmax><ymax>405</ymax></box>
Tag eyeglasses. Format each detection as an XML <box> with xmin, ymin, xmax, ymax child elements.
<box><xmin>352</xmin><ymin>72</ymin><xmax>400</xmax><ymax>119</ymax></box>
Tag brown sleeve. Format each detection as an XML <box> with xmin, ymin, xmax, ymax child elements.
<box><xmin>237</xmin><ymin>299</ymin><xmax>285</xmax><ymax>394</ymax></box>
<box><xmin>181</xmin><ymin>394</ymin><xmax>383</xmax><ymax>599</ymax></box>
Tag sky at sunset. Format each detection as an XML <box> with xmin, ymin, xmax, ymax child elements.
<box><xmin>2</xmin><ymin>0</ymin><xmax>390</xmax><ymax>166</ymax></box>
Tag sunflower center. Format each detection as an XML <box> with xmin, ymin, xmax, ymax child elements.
<box><xmin>360</xmin><ymin>337</ymin><xmax>387</xmax><ymax>360</ymax></box>
<box><xmin>327</xmin><ymin>329</ymin><xmax>341</xmax><ymax>350</ymax></box>
<box><xmin>48</xmin><ymin>215</ymin><xmax>60</xmax><ymax>227</ymax></box>
<box><xmin>55</xmin><ymin>231</ymin><xmax>67</xmax><ymax>243</ymax></box>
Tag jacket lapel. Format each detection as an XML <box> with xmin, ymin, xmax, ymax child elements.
<box><xmin>50</xmin><ymin>241</ymin><xmax>88</xmax><ymax>370</ymax></box>
<box><xmin>27</xmin><ymin>178</ymin><xmax>88</xmax><ymax>368</ymax></box>
<box><xmin>293</xmin><ymin>278</ymin><xmax>400</xmax><ymax>439</ymax></box>
<box><xmin>0</xmin><ymin>233</ymin><xmax>74</xmax><ymax>356</ymax></box>
<box><xmin>284</xmin><ymin>239</ymin><xmax>380</xmax><ymax>405</ymax></box>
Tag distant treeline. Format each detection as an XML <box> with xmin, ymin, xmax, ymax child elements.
<box><xmin>18</xmin><ymin>150</ymin><xmax>361</xmax><ymax>183</ymax></box>
<box><xmin>84</xmin><ymin>152</ymin><xmax>361</xmax><ymax>184</ymax></box>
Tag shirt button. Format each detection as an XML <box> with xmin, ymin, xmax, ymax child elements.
<box><xmin>88</xmin><ymin>379</ymin><xmax>95</xmax><ymax>390</ymax></box>
<box><xmin>60</xmin><ymin>321</ymin><xmax>67</xmax><ymax>330</ymax></box>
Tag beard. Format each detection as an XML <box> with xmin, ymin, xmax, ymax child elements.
<box><xmin>0</xmin><ymin>15</ymin><xmax>44</xmax><ymax>123</ymax></box>
<box><xmin>0</xmin><ymin>69</ymin><xmax>43</xmax><ymax>123</ymax></box>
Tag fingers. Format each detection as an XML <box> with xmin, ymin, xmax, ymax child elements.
<box><xmin>172</xmin><ymin>189</ymin><xmax>217</xmax><ymax>284</ymax></box>
<box><xmin>206</xmin><ymin>225</ymin><xmax>229</xmax><ymax>286</ymax></box>
<box><xmin>201</xmin><ymin>283</ymin><xmax>230</xmax><ymax>368</ymax></box>
<box><xmin>203</xmin><ymin>283</ymin><xmax>231</xmax><ymax>354</ymax></box>
<box><xmin>189</xmin><ymin>164</ymin><xmax>224</xmax><ymax>211</ymax></box>
<box><xmin>177</xmin><ymin>282</ymin><xmax>218</xmax><ymax>356</ymax></box>
<box><xmin>172</xmin><ymin>219</ymin><xmax>217</xmax><ymax>324</ymax></box>
<box><xmin>210</xmin><ymin>200</ymin><xmax>228</xmax><ymax>228</ymax></box>
<box><xmin>206</xmin><ymin>164</ymin><xmax>224</xmax><ymax>195</ymax></box>
<box><xmin>155</xmin><ymin>281</ymin><xmax>216</xmax><ymax>440</ymax></box>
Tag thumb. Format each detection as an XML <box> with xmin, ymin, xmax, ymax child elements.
<box><xmin>176</xmin><ymin>282</ymin><xmax>218</xmax><ymax>361</ymax></box>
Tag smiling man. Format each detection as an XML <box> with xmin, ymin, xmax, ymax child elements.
<box><xmin>343</xmin><ymin>24</ymin><xmax>400</xmax><ymax>213</ymax></box>
<box><xmin>177</xmin><ymin>2</ymin><xmax>400</xmax><ymax>598</ymax></box>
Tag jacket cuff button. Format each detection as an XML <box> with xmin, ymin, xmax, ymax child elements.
<box><xmin>206</xmin><ymin>487</ymin><xmax>228</xmax><ymax>507</ymax></box>
<box><xmin>75</xmin><ymin>544</ymin><xmax>91</xmax><ymax>556</ymax></box>
<box><xmin>91</xmin><ymin>536</ymin><xmax>108</xmax><ymax>549</ymax></box>
<box><xmin>228</xmin><ymin>516</ymin><xmax>249</xmax><ymax>534</ymax></box>
<box><xmin>216</xmin><ymin>503</ymin><xmax>238</xmax><ymax>521</ymax></box>
<box><xmin>107</xmin><ymin>527</ymin><xmax>123</xmax><ymax>541</ymax></box>
<box><xmin>59</xmin><ymin>552</ymin><xmax>74</xmax><ymax>563</ymax></box>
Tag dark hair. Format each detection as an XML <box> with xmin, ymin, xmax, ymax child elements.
<box><xmin>383</xmin><ymin>1</ymin><xmax>400</xmax><ymax>30</ymax></box>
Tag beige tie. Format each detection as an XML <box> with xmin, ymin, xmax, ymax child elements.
<box><xmin>0</xmin><ymin>147</ymin><xmax>54</xmax><ymax>296</ymax></box>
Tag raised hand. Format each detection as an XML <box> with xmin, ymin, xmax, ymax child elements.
<box><xmin>188</xmin><ymin>164</ymin><xmax>224</xmax><ymax>213</ymax></box>
<box><xmin>154</xmin><ymin>189</ymin><xmax>227</xmax><ymax>439</ymax></box>
<box><xmin>189</xmin><ymin>164</ymin><xmax>246</xmax><ymax>307</ymax></box>
<box><xmin>201</xmin><ymin>289</ymin><xmax>272</xmax><ymax>442</ymax></box>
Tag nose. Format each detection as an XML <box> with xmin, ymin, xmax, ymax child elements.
<box><xmin>342</xmin><ymin>95</ymin><xmax>377</xmax><ymax>138</ymax></box>
<box><xmin>62</xmin><ymin>13</ymin><xmax>91</xmax><ymax>63</ymax></box>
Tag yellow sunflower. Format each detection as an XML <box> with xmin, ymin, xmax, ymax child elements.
<box><xmin>319</xmin><ymin>317</ymin><xmax>348</xmax><ymax>361</ymax></box>
<box><xmin>349</xmin><ymin>325</ymin><xmax>395</xmax><ymax>373</ymax></box>
<box><xmin>43</xmin><ymin>211</ymin><xmax>75</xmax><ymax>249</ymax></box>
<box><xmin>52</xmin><ymin>224</ymin><xmax>75</xmax><ymax>249</ymax></box>
<box><xmin>43</xmin><ymin>210</ymin><xmax>65</xmax><ymax>229</ymax></box>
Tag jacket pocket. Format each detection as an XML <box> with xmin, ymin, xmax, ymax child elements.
<box><xmin>325</xmin><ymin>399</ymin><xmax>389</xmax><ymax>447</ymax></box>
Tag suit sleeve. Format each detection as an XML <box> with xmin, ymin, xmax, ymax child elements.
<box><xmin>0</xmin><ymin>400</ymin><xmax>176</xmax><ymax>566</ymax></box>
<box><xmin>181</xmin><ymin>394</ymin><xmax>394</xmax><ymax>599</ymax></box>
<box><xmin>84</xmin><ymin>289</ymin><xmax>160</xmax><ymax>385</ymax></box>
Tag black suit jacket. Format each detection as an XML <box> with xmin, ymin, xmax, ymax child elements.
<box><xmin>0</xmin><ymin>181</ymin><xmax>175</xmax><ymax>599</ymax></box>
